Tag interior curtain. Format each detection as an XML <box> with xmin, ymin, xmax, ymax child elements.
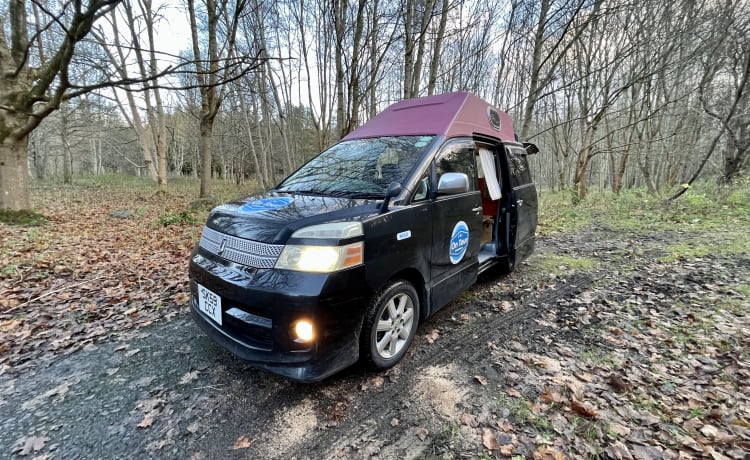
<box><xmin>479</xmin><ymin>148</ymin><xmax>501</xmax><ymax>200</ymax></box>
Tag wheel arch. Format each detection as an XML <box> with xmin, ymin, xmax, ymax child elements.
<box><xmin>385</xmin><ymin>268</ymin><xmax>430</xmax><ymax>322</ymax></box>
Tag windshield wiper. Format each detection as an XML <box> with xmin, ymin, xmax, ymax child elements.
<box><xmin>276</xmin><ymin>189</ymin><xmax>326</xmax><ymax>196</ymax></box>
<box><xmin>339</xmin><ymin>191</ymin><xmax>382</xmax><ymax>199</ymax></box>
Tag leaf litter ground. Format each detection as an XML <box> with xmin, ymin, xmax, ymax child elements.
<box><xmin>0</xmin><ymin>183</ymin><xmax>748</xmax><ymax>459</ymax></box>
<box><xmin>0</xmin><ymin>185</ymin><xmax>198</xmax><ymax>374</ymax></box>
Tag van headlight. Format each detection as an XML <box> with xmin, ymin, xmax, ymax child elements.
<box><xmin>274</xmin><ymin>222</ymin><xmax>364</xmax><ymax>273</ymax></box>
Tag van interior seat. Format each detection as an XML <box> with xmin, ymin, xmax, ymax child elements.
<box><xmin>375</xmin><ymin>148</ymin><xmax>399</xmax><ymax>179</ymax></box>
<box><xmin>380</xmin><ymin>164</ymin><xmax>401</xmax><ymax>184</ymax></box>
<box><xmin>478</xmin><ymin>178</ymin><xmax>498</xmax><ymax>218</ymax></box>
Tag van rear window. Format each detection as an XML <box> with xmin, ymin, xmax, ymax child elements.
<box><xmin>277</xmin><ymin>136</ymin><xmax>435</xmax><ymax>198</ymax></box>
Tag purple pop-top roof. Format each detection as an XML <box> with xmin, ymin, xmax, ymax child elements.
<box><xmin>343</xmin><ymin>91</ymin><xmax>516</xmax><ymax>142</ymax></box>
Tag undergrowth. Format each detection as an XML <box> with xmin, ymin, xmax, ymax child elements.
<box><xmin>0</xmin><ymin>209</ymin><xmax>47</xmax><ymax>226</ymax></box>
<box><xmin>538</xmin><ymin>181</ymin><xmax>750</xmax><ymax>236</ymax></box>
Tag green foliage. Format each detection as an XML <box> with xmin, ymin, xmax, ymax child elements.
<box><xmin>538</xmin><ymin>182</ymin><xmax>750</xmax><ymax>235</ymax></box>
<box><xmin>0</xmin><ymin>209</ymin><xmax>47</xmax><ymax>226</ymax></box>
<box><xmin>156</xmin><ymin>209</ymin><xmax>198</xmax><ymax>227</ymax></box>
<box><xmin>1</xmin><ymin>264</ymin><xmax>19</xmax><ymax>278</ymax></box>
<box><xmin>535</xmin><ymin>254</ymin><xmax>596</xmax><ymax>273</ymax></box>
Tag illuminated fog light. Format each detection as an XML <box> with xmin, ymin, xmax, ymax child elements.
<box><xmin>293</xmin><ymin>320</ymin><xmax>315</xmax><ymax>343</ymax></box>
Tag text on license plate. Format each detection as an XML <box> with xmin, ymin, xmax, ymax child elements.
<box><xmin>197</xmin><ymin>283</ymin><xmax>222</xmax><ymax>326</ymax></box>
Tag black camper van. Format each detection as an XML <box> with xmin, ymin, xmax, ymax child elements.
<box><xmin>189</xmin><ymin>92</ymin><xmax>538</xmax><ymax>382</ymax></box>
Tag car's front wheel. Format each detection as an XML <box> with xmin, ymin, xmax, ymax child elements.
<box><xmin>361</xmin><ymin>279</ymin><xmax>420</xmax><ymax>369</ymax></box>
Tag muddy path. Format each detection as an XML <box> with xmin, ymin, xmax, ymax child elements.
<box><xmin>1</xmin><ymin>226</ymin><xmax>748</xmax><ymax>459</ymax></box>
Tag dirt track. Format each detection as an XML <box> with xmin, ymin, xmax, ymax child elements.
<box><xmin>1</xmin><ymin>225</ymin><xmax>748</xmax><ymax>459</ymax></box>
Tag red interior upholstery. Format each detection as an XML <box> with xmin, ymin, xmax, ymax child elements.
<box><xmin>478</xmin><ymin>178</ymin><xmax>498</xmax><ymax>217</ymax></box>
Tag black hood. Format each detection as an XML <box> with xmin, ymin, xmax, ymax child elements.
<box><xmin>205</xmin><ymin>191</ymin><xmax>379</xmax><ymax>244</ymax></box>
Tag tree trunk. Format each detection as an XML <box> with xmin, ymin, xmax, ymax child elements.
<box><xmin>199</xmin><ymin>118</ymin><xmax>215</xmax><ymax>198</ymax></box>
<box><xmin>0</xmin><ymin>136</ymin><xmax>32</xmax><ymax>211</ymax></box>
<box><xmin>403</xmin><ymin>0</ymin><xmax>415</xmax><ymax>99</ymax></box>
<box><xmin>427</xmin><ymin>0</ymin><xmax>449</xmax><ymax>96</ymax></box>
<box><xmin>520</xmin><ymin>0</ymin><xmax>551</xmax><ymax>139</ymax></box>
<box><xmin>61</xmin><ymin>112</ymin><xmax>73</xmax><ymax>184</ymax></box>
<box><xmin>334</xmin><ymin>0</ymin><xmax>348</xmax><ymax>138</ymax></box>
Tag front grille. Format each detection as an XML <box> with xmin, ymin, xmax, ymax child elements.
<box><xmin>199</xmin><ymin>226</ymin><xmax>283</xmax><ymax>269</ymax></box>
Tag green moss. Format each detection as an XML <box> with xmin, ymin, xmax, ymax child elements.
<box><xmin>538</xmin><ymin>182</ymin><xmax>750</xmax><ymax>236</ymax></box>
<box><xmin>535</xmin><ymin>254</ymin><xmax>596</xmax><ymax>273</ymax></box>
<box><xmin>661</xmin><ymin>231</ymin><xmax>750</xmax><ymax>262</ymax></box>
<box><xmin>156</xmin><ymin>209</ymin><xmax>198</xmax><ymax>227</ymax></box>
<box><xmin>0</xmin><ymin>209</ymin><xmax>47</xmax><ymax>226</ymax></box>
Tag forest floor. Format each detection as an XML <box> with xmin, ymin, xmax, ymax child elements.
<box><xmin>0</xmin><ymin>177</ymin><xmax>748</xmax><ymax>459</ymax></box>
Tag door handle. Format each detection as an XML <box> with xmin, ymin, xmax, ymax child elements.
<box><xmin>516</xmin><ymin>200</ymin><xmax>523</xmax><ymax>207</ymax></box>
<box><xmin>472</xmin><ymin>206</ymin><xmax>483</xmax><ymax>213</ymax></box>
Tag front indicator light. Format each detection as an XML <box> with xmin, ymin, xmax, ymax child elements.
<box><xmin>293</xmin><ymin>320</ymin><xmax>315</xmax><ymax>343</ymax></box>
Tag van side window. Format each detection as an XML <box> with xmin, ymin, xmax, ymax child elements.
<box><xmin>436</xmin><ymin>141</ymin><xmax>477</xmax><ymax>192</ymax></box>
<box><xmin>507</xmin><ymin>148</ymin><xmax>532</xmax><ymax>187</ymax></box>
<box><xmin>413</xmin><ymin>174</ymin><xmax>430</xmax><ymax>201</ymax></box>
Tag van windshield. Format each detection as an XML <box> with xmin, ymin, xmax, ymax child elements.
<box><xmin>276</xmin><ymin>136</ymin><xmax>435</xmax><ymax>198</ymax></box>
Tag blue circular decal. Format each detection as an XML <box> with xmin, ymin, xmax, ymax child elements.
<box><xmin>239</xmin><ymin>197</ymin><xmax>293</xmax><ymax>213</ymax></box>
<box><xmin>449</xmin><ymin>221</ymin><xmax>469</xmax><ymax>264</ymax></box>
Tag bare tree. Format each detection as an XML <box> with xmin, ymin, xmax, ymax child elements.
<box><xmin>1</xmin><ymin>0</ymin><xmax>121</xmax><ymax>211</ymax></box>
<box><xmin>188</xmin><ymin>0</ymin><xmax>249</xmax><ymax>198</ymax></box>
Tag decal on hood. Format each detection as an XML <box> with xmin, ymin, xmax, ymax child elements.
<box><xmin>239</xmin><ymin>197</ymin><xmax>294</xmax><ymax>213</ymax></box>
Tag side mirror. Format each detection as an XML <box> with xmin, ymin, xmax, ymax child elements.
<box><xmin>523</xmin><ymin>142</ymin><xmax>539</xmax><ymax>155</ymax></box>
<box><xmin>437</xmin><ymin>172</ymin><xmax>469</xmax><ymax>195</ymax></box>
<box><xmin>379</xmin><ymin>181</ymin><xmax>402</xmax><ymax>214</ymax></box>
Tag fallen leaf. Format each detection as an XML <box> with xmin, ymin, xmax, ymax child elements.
<box><xmin>425</xmin><ymin>329</ymin><xmax>440</xmax><ymax>344</ymax></box>
<box><xmin>675</xmin><ymin>433</ymin><xmax>701</xmax><ymax>452</ymax></box>
<box><xmin>138</xmin><ymin>415</ymin><xmax>154</xmax><ymax>428</ymax></box>
<box><xmin>459</xmin><ymin>413</ymin><xmax>475</xmax><ymax>426</ymax></box>
<box><xmin>474</xmin><ymin>375</ymin><xmax>488</xmax><ymax>385</ymax></box>
<box><xmin>179</xmin><ymin>370</ymin><xmax>199</xmax><ymax>385</ymax></box>
<box><xmin>414</xmin><ymin>427</ymin><xmax>429</xmax><ymax>441</ymax></box>
<box><xmin>0</xmin><ymin>319</ymin><xmax>21</xmax><ymax>332</ymax></box>
<box><xmin>533</xmin><ymin>445</ymin><xmax>565</xmax><ymax>460</ymax></box>
<box><xmin>608</xmin><ymin>373</ymin><xmax>630</xmax><ymax>393</ymax></box>
<box><xmin>507</xmin><ymin>388</ymin><xmax>522</xmax><ymax>398</ymax></box>
<box><xmin>16</xmin><ymin>436</ymin><xmax>49</xmax><ymax>456</ymax></box>
<box><xmin>500</xmin><ymin>444</ymin><xmax>515</xmax><ymax>456</ymax></box>
<box><xmin>232</xmin><ymin>435</ymin><xmax>252</xmax><ymax>450</ymax></box>
<box><xmin>699</xmin><ymin>424</ymin><xmax>719</xmax><ymax>439</ymax></box>
<box><xmin>606</xmin><ymin>441</ymin><xmax>633</xmax><ymax>459</ymax></box>
<box><xmin>482</xmin><ymin>428</ymin><xmax>500</xmax><ymax>450</ymax></box>
<box><xmin>630</xmin><ymin>445</ymin><xmax>664</xmax><ymax>460</ymax></box>
<box><xmin>608</xmin><ymin>422</ymin><xmax>631</xmax><ymax>437</ymax></box>
<box><xmin>21</xmin><ymin>382</ymin><xmax>72</xmax><ymax>410</ymax></box>
<box><xmin>174</xmin><ymin>292</ymin><xmax>190</xmax><ymax>304</ymax></box>
<box><xmin>497</xmin><ymin>419</ymin><xmax>513</xmax><ymax>432</ymax></box>
<box><xmin>571</xmin><ymin>398</ymin><xmax>597</xmax><ymax>418</ymax></box>
<box><xmin>540</xmin><ymin>386</ymin><xmax>566</xmax><ymax>404</ymax></box>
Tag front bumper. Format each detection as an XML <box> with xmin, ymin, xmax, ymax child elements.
<box><xmin>189</xmin><ymin>250</ymin><xmax>372</xmax><ymax>382</ymax></box>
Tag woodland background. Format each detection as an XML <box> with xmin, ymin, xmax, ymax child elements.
<box><xmin>1</xmin><ymin>0</ymin><xmax>749</xmax><ymax>210</ymax></box>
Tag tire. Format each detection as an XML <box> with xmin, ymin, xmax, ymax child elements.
<box><xmin>361</xmin><ymin>280</ymin><xmax>420</xmax><ymax>370</ymax></box>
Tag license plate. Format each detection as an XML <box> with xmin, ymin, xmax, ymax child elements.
<box><xmin>197</xmin><ymin>283</ymin><xmax>222</xmax><ymax>326</ymax></box>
